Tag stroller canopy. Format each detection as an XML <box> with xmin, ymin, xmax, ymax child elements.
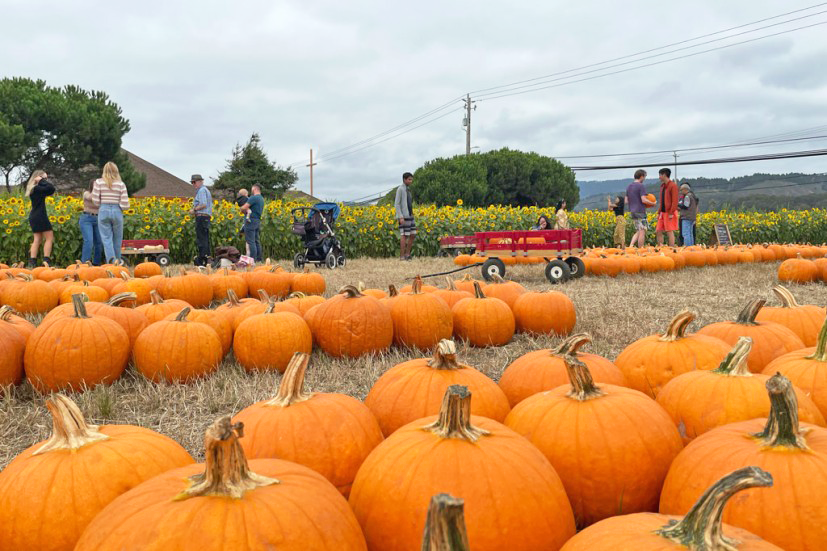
<box><xmin>312</xmin><ymin>202</ymin><xmax>340</xmax><ymax>220</ymax></box>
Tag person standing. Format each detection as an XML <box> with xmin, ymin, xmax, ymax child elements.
<box><xmin>394</xmin><ymin>172</ymin><xmax>416</xmax><ymax>261</ymax></box>
<box><xmin>656</xmin><ymin>168</ymin><xmax>679</xmax><ymax>247</ymax></box>
<box><xmin>241</xmin><ymin>184</ymin><xmax>265</xmax><ymax>262</ymax></box>
<box><xmin>80</xmin><ymin>179</ymin><xmax>103</xmax><ymax>265</ymax></box>
<box><xmin>626</xmin><ymin>169</ymin><xmax>652</xmax><ymax>248</ymax></box>
<box><xmin>607</xmin><ymin>194</ymin><xmax>626</xmax><ymax>249</ymax></box>
<box><xmin>92</xmin><ymin>162</ymin><xmax>130</xmax><ymax>265</ymax></box>
<box><xmin>25</xmin><ymin>170</ymin><xmax>56</xmax><ymax>267</ymax></box>
<box><xmin>236</xmin><ymin>189</ymin><xmax>250</xmax><ymax>256</ymax></box>
<box><xmin>678</xmin><ymin>183</ymin><xmax>699</xmax><ymax>247</ymax></box>
<box><xmin>190</xmin><ymin>174</ymin><xmax>213</xmax><ymax>267</ymax></box>
<box><xmin>554</xmin><ymin>199</ymin><xmax>569</xmax><ymax>229</ymax></box>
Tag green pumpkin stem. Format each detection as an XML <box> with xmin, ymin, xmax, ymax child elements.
<box><xmin>753</xmin><ymin>373</ymin><xmax>809</xmax><ymax>449</ymax></box>
<box><xmin>175</xmin><ymin>417</ymin><xmax>279</xmax><ymax>500</ymax></box>
<box><xmin>421</xmin><ymin>493</ymin><xmax>471</xmax><ymax>551</ymax></box>
<box><xmin>772</xmin><ymin>285</ymin><xmax>800</xmax><ymax>308</ymax></box>
<box><xmin>712</xmin><ymin>337</ymin><xmax>753</xmax><ymax>377</ymax></box>
<box><xmin>174</xmin><ymin>307</ymin><xmax>191</xmax><ymax>322</ymax></box>
<box><xmin>423</xmin><ymin>385</ymin><xmax>489</xmax><ymax>442</ymax></box>
<box><xmin>266</xmin><ymin>353</ymin><xmax>312</xmax><ymax>407</ymax></box>
<box><xmin>471</xmin><ymin>281</ymin><xmax>486</xmax><ymax>299</ymax></box>
<box><xmin>428</xmin><ymin>340</ymin><xmax>463</xmax><ymax>370</ymax></box>
<box><xmin>106</xmin><ymin>292</ymin><xmax>138</xmax><ymax>307</ymax></box>
<box><xmin>562</xmin><ymin>355</ymin><xmax>605</xmax><ymax>401</ymax></box>
<box><xmin>659</xmin><ymin>310</ymin><xmax>696</xmax><ymax>342</ymax></box>
<box><xmin>552</xmin><ymin>333</ymin><xmax>591</xmax><ymax>357</ymax></box>
<box><xmin>71</xmin><ymin>293</ymin><xmax>90</xmax><ymax>319</ymax></box>
<box><xmin>807</xmin><ymin>318</ymin><xmax>827</xmax><ymax>362</ymax></box>
<box><xmin>735</xmin><ymin>299</ymin><xmax>766</xmax><ymax>325</ymax></box>
<box><xmin>655</xmin><ymin>467</ymin><xmax>773</xmax><ymax>549</ymax></box>
<box><xmin>33</xmin><ymin>394</ymin><xmax>109</xmax><ymax>455</ymax></box>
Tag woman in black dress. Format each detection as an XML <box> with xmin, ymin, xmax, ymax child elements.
<box><xmin>25</xmin><ymin>170</ymin><xmax>56</xmax><ymax>267</ymax></box>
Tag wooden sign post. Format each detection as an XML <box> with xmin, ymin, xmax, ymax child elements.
<box><xmin>713</xmin><ymin>223</ymin><xmax>732</xmax><ymax>246</ymax></box>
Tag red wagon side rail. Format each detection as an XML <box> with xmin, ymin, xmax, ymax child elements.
<box><xmin>474</xmin><ymin>229</ymin><xmax>582</xmax><ymax>258</ymax></box>
<box><xmin>122</xmin><ymin>239</ymin><xmax>170</xmax><ymax>249</ymax></box>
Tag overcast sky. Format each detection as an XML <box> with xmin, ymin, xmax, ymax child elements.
<box><xmin>3</xmin><ymin>0</ymin><xmax>826</xmax><ymax>201</ymax></box>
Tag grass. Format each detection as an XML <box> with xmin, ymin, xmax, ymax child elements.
<box><xmin>0</xmin><ymin>256</ymin><xmax>814</xmax><ymax>468</ymax></box>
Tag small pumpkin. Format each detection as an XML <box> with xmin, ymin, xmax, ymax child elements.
<box><xmin>209</xmin><ymin>267</ymin><xmax>248</xmax><ymax>302</ymax></box>
<box><xmin>133</xmin><ymin>259</ymin><xmax>162</xmax><ymax>278</ymax></box>
<box><xmin>135</xmin><ymin>290</ymin><xmax>192</xmax><ymax>324</ymax></box>
<box><xmin>481</xmin><ymin>274</ymin><xmax>526</xmax><ymax>310</ymax></box>
<box><xmin>390</xmin><ymin>276</ymin><xmax>453</xmax><ymax>350</ymax></box>
<box><xmin>58</xmin><ymin>281</ymin><xmax>109</xmax><ymax>304</ymax></box>
<box><xmin>431</xmin><ymin>276</ymin><xmax>473</xmax><ymax>309</ymax></box>
<box><xmin>233</xmin><ymin>304</ymin><xmax>312</xmax><ymax>373</ymax></box>
<box><xmin>246</xmin><ymin>265</ymin><xmax>292</xmax><ymax>299</ymax></box>
<box><xmin>755</xmin><ymin>285</ymin><xmax>825</xmax><ymax>346</ymax></box>
<box><xmin>452</xmin><ymin>273</ymin><xmax>482</xmax><ymax>294</ymax></box>
<box><xmin>231</xmin><ymin>289</ymin><xmax>302</xmax><ymax>331</ymax></box>
<box><xmin>451</xmin><ymin>282</ymin><xmax>514</xmax><ymax>347</ymax></box>
<box><xmin>777</xmin><ymin>254</ymin><xmax>818</xmax><ymax>283</ymax></box>
<box><xmin>290</xmin><ymin>266</ymin><xmax>326</xmax><ymax>295</ymax></box>
<box><xmin>0</xmin><ymin>274</ymin><xmax>58</xmax><ymax>314</ymax></box>
<box><xmin>110</xmin><ymin>272</ymin><xmax>152</xmax><ymax>306</ymax></box>
<box><xmin>310</xmin><ymin>285</ymin><xmax>393</xmax><ymax>357</ymax></box>
<box><xmin>356</xmin><ymin>281</ymin><xmax>387</xmax><ymax>299</ymax></box>
<box><xmin>0</xmin><ymin>304</ymin><xmax>36</xmax><ymax>342</ymax></box>
<box><xmin>212</xmin><ymin>288</ymin><xmax>258</xmax><ymax>327</ymax></box>
<box><xmin>284</xmin><ymin>291</ymin><xmax>326</xmax><ymax>316</ymax></box>
<box><xmin>512</xmin><ymin>289</ymin><xmax>576</xmax><ymax>336</ymax></box>
<box><xmin>157</xmin><ymin>267</ymin><xmax>213</xmax><ymax>308</ymax></box>
<box><xmin>163</xmin><ymin>307</ymin><xmax>233</xmax><ymax>356</ymax></box>
<box><xmin>0</xmin><ymin>308</ymin><xmax>26</xmax><ymax>386</ymax></box>
<box><xmin>92</xmin><ymin>292</ymin><xmax>149</xmax><ymax>348</ymax></box>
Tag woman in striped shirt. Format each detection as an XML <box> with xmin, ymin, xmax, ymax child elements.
<box><xmin>91</xmin><ymin>161</ymin><xmax>130</xmax><ymax>265</ymax></box>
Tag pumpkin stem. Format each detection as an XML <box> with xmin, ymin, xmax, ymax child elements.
<box><xmin>288</xmin><ymin>291</ymin><xmax>307</xmax><ymax>299</ymax></box>
<box><xmin>489</xmin><ymin>273</ymin><xmax>505</xmax><ymax>283</ymax></box>
<box><xmin>178</xmin><ymin>266</ymin><xmax>188</xmax><ymax>277</ymax></box>
<box><xmin>659</xmin><ymin>310</ymin><xmax>696</xmax><ymax>342</ymax></box>
<box><xmin>175</xmin><ymin>417</ymin><xmax>279</xmax><ymax>500</ymax></box>
<box><xmin>753</xmin><ymin>373</ymin><xmax>809</xmax><ymax>449</ymax></box>
<box><xmin>423</xmin><ymin>385</ymin><xmax>490</xmax><ymax>442</ymax></box>
<box><xmin>444</xmin><ymin>276</ymin><xmax>457</xmax><ymax>291</ymax></box>
<box><xmin>735</xmin><ymin>299</ymin><xmax>765</xmax><ymax>325</ymax></box>
<box><xmin>806</xmin><ymin>317</ymin><xmax>827</xmax><ymax>362</ymax></box>
<box><xmin>119</xmin><ymin>271</ymin><xmax>130</xmax><ymax>281</ymax></box>
<box><xmin>223</xmin><ymin>267</ymin><xmax>230</xmax><ymax>276</ymax></box>
<box><xmin>562</xmin><ymin>355</ymin><xmax>605</xmax><ymax>401</ymax></box>
<box><xmin>471</xmin><ymin>281</ymin><xmax>486</xmax><ymax>299</ymax></box>
<box><xmin>71</xmin><ymin>293</ymin><xmax>90</xmax><ymax>319</ymax></box>
<box><xmin>106</xmin><ymin>292</ymin><xmax>138</xmax><ymax>307</ymax></box>
<box><xmin>428</xmin><ymin>340</ymin><xmax>463</xmax><ymax>370</ymax></box>
<box><xmin>411</xmin><ymin>275</ymin><xmax>424</xmax><ymax>294</ymax></box>
<box><xmin>388</xmin><ymin>285</ymin><xmax>399</xmax><ymax>297</ymax></box>
<box><xmin>771</xmin><ymin>285</ymin><xmax>800</xmax><ymax>309</ymax></box>
<box><xmin>421</xmin><ymin>493</ymin><xmax>470</xmax><ymax>551</ymax></box>
<box><xmin>712</xmin><ymin>337</ymin><xmax>753</xmax><ymax>377</ymax></box>
<box><xmin>551</xmin><ymin>333</ymin><xmax>591</xmax><ymax>357</ymax></box>
<box><xmin>32</xmin><ymin>394</ymin><xmax>110</xmax><ymax>455</ymax></box>
<box><xmin>257</xmin><ymin>289</ymin><xmax>271</xmax><ymax>303</ymax></box>
<box><xmin>0</xmin><ymin>305</ymin><xmax>18</xmax><ymax>321</ymax></box>
<box><xmin>265</xmin><ymin>353</ymin><xmax>312</xmax><ymax>407</ymax></box>
<box><xmin>303</xmin><ymin>266</ymin><xmax>310</xmax><ymax>273</ymax></box>
<box><xmin>655</xmin><ymin>466</ymin><xmax>773</xmax><ymax>550</ymax></box>
<box><xmin>174</xmin><ymin>307</ymin><xmax>191</xmax><ymax>322</ymax></box>
<box><xmin>226</xmin><ymin>288</ymin><xmax>241</xmax><ymax>306</ymax></box>
<box><xmin>149</xmin><ymin>290</ymin><xmax>164</xmax><ymax>305</ymax></box>
<box><xmin>339</xmin><ymin>285</ymin><xmax>365</xmax><ymax>299</ymax></box>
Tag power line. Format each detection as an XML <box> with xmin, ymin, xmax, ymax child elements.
<box><xmin>571</xmin><ymin>148</ymin><xmax>827</xmax><ymax>171</ymax></box>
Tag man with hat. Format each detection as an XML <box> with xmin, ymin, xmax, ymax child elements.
<box><xmin>678</xmin><ymin>182</ymin><xmax>699</xmax><ymax>246</ymax></box>
<box><xmin>190</xmin><ymin>174</ymin><xmax>213</xmax><ymax>266</ymax></box>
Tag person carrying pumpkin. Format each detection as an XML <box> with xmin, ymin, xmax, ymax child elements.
<box><xmin>656</xmin><ymin>167</ymin><xmax>679</xmax><ymax>247</ymax></box>
<box><xmin>626</xmin><ymin>169</ymin><xmax>655</xmax><ymax>248</ymax></box>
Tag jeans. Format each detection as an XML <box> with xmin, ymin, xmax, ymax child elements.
<box><xmin>681</xmin><ymin>219</ymin><xmax>695</xmax><ymax>246</ymax></box>
<box><xmin>79</xmin><ymin>213</ymin><xmax>103</xmax><ymax>265</ymax></box>
<box><xmin>245</xmin><ymin>218</ymin><xmax>262</xmax><ymax>261</ymax></box>
<box><xmin>195</xmin><ymin>215</ymin><xmax>212</xmax><ymax>266</ymax></box>
<box><xmin>98</xmin><ymin>204</ymin><xmax>124</xmax><ymax>263</ymax></box>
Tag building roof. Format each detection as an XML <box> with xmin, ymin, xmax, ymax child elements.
<box><xmin>127</xmin><ymin>150</ymin><xmax>196</xmax><ymax>198</ymax></box>
<box><xmin>284</xmin><ymin>189</ymin><xmax>322</xmax><ymax>203</ymax></box>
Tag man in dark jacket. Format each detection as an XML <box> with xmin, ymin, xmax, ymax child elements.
<box><xmin>655</xmin><ymin>168</ymin><xmax>679</xmax><ymax>247</ymax></box>
<box><xmin>678</xmin><ymin>183</ymin><xmax>699</xmax><ymax>246</ymax></box>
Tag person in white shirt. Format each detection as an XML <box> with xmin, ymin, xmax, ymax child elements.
<box><xmin>91</xmin><ymin>162</ymin><xmax>130</xmax><ymax>265</ymax></box>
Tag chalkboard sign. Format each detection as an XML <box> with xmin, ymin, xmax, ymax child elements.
<box><xmin>714</xmin><ymin>223</ymin><xmax>732</xmax><ymax>245</ymax></box>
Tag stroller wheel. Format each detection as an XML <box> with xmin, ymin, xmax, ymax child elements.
<box><xmin>293</xmin><ymin>253</ymin><xmax>306</xmax><ymax>268</ymax></box>
<box><xmin>325</xmin><ymin>252</ymin><xmax>337</xmax><ymax>269</ymax></box>
<box><xmin>337</xmin><ymin>254</ymin><xmax>346</xmax><ymax>268</ymax></box>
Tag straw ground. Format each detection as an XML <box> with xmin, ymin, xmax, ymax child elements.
<box><xmin>0</xmin><ymin>257</ymin><xmax>810</xmax><ymax>468</ymax></box>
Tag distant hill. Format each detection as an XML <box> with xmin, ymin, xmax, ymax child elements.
<box><xmin>576</xmin><ymin>172</ymin><xmax>827</xmax><ymax>211</ymax></box>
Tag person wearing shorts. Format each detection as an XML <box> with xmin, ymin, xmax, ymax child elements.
<box><xmin>626</xmin><ymin>169</ymin><xmax>650</xmax><ymax>248</ymax></box>
<box><xmin>656</xmin><ymin>167</ymin><xmax>679</xmax><ymax>247</ymax></box>
<box><xmin>394</xmin><ymin>172</ymin><xmax>416</xmax><ymax>260</ymax></box>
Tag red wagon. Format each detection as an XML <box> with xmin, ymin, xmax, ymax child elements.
<box><xmin>120</xmin><ymin>239</ymin><xmax>172</xmax><ymax>267</ymax></box>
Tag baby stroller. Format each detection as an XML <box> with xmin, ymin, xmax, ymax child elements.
<box><xmin>291</xmin><ymin>202</ymin><xmax>346</xmax><ymax>269</ymax></box>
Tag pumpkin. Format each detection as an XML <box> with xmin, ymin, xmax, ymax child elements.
<box><xmin>47</xmin><ymin>273</ymin><xmax>80</xmax><ymax>296</ymax></box>
<box><xmin>164</xmin><ymin>307</ymin><xmax>233</xmax><ymax>356</ymax></box>
<box><xmin>132</xmin><ymin>307</ymin><xmax>223</xmax><ymax>382</ymax></box>
<box><xmin>35</xmin><ymin>266</ymin><xmax>69</xmax><ymax>282</ymax></box>
<box><xmin>505</xmin><ymin>354</ymin><xmax>684</xmax><ymax>528</ymax></box>
<box><xmin>310</xmin><ymin>285</ymin><xmax>393</xmax><ymax>357</ymax></box>
<box><xmin>246</xmin><ymin>265</ymin><xmax>292</xmax><ymax>299</ymax></box>
<box><xmin>481</xmin><ymin>274</ymin><xmax>526</xmax><ymax>310</ymax></box>
<box><xmin>356</xmin><ymin>281</ymin><xmax>387</xmax><ymax>299</ymax></box>
<box><xmin>452</xmin><ymin>273</ymin><xmax>482</xmax><ymax>294</ymax></box>
<box><xmin>561</xmin><ymin>467</ymin><xmax>780</xmax><ymax>550</ymax></box>
<box><xmin>696</xmin><ymin>298</ymin><xmax>805</xmax><ymax>373</ymax></box>
<box><xmin>365</xmin><ymin>339</ymin><xmax>511</xmax><ymax>435</ymax></box>
<box><xmin>644</xmin><ymin>193</ymin><xmax>656</xmax><ymax>204</ymax></box>
<box><xmin>110</xmin><ymin>272</ymin><xmax>152</xmax><ymax>306</ymax></box>
<box><xmin>231</xmin><ymin>289</ymin><xmax>302</xmax><ymax>331</ymax></box>
<box><xmin>451</xmin><ymin>282</ymin><xmax>514</xmax><ymax>347</ymax></box>
<box><xmin>499</xmin><ymin>333</ymin><xmax>626</xmax><ymax>407</ymax></box>
<box><xmin>421</xmin><ymin>494</ymin><xmax>470</xmax><ymax>551</ymax></box>
<box><xmin>74</xmin><ymin>416</ymin><xmax>367</xmax><ymax>551</ymax></box>
<box><xmin>233</xmin><ymin>305</ymin><xmax>312</xmax><ymax>372</ymax></box>
<box><xmin>291</xmin><ymin>266</ymin><xmax>326</xmax><ymax>295</ymax></box>
<box><xmin>777</xmin><ymin>254</ymin><xmax>818</xmax><ymax>283</ymax></box>
<box><xmin>284</xmin><ymin>291</ymin><xmax>326</xmax><ymax>316</ymax></box>
<box><xmin>24</xmin><ymin>294</ymin><xmax>130</xmax><ymax>392</ymax></box>
<box><xmin>656</xmin><ymin>337</ymin><xmax>824</xmax><ymax>443</ymax></box>
<box><xmin>233</xmin><ymin>353</ymin><xmax>382</xmax><ymax>496</ymax></box>
<box><xmin>0</xmin><ymin>394</ymin><xmax>193</xmax><ymax>551</ymax></box>
<box><xmin>349</xmin><ymin>385</ymin><xmax>576</xmax><ymax>550</ymax></box>
<box><xmin>92</xmin><ymin>292</ymin><xmax>150</xmax><ymax>348</ymax></box>
<box><xmin>91</xmin><ymin>270</ymin><xmax>124</xmax><ymax>294</ymax></box>
<box><xmin>74</xmin><ymin>264</ymin><xmax>108</xmax><ymax>282</ymax></box>
<box><xmin>399</xmin><ymin>279</ymin><xmax>438</xmax><ymax>293</ymax></box>
<box><xmin>0</xmin><ymin>308</ymin><xmax>26</xmax><ymax>386</ymax></box>
<box><xmin>431</xmin><ymin>276</ymin><xmax>473</xmax><ymax>309</ymax></box>
<box><xmin>512</xmin><ymin>289</ymin><xmax>576</xmax><ymax>335</ymax></box>
<box><xmin>390</xmin><ymin>276</ymin><xmax>453</xmax><ymax>350</ymax></box>
<box><xmin>615</xmin><ymin>310</ymin><xmax>732</xmax><ymax>398</ymax></box>
<box><xmin>58</xmin><ymin>281</ymin><xmax>109</xmax><ymax>304</ymax></box>
<box><xmin>209</xmin><ymin>267</ymin><xmax>248</xmax><ymax>302</ymax></box>
<box><xmin>755</xmin><ymin>285</ymin><xmax>825</xmax><ymax>346</ymax></box>
<box><xmin>135</xmin><ymin>290</ymin><xmax>192</xmax><ymax>324</ymax></box>
<box><xmin>660</xmin><ymin>374</ymin><xmax>827</xmax><ymax>551</ymax></box>
<box><xmin>0</xmin><ymin>274</ymin><xmax>58</xmax><ymax>314</ymax></box>
<box><xmin>133</xmin><ymin>259</ymin><xmax>162</xmax><ymax>278</ymax></box>
<box><xmin>157</xmin><ymin>267</ymin><xmax>213</xmax><ymax>308</ymax></box>
<box><xmin>212</xmin><ymin>288</ymin><xmax>258</xmax><ymax>327</ymax></box>
<box><xmin>763</xmin><ymin>316</ymin><xmax>827</xmax><ymax>417</ymax></box>
<box><xmin>0</xmin><ymin>304</ymin><xmax>35</xmax><ymax>342</ymax></box>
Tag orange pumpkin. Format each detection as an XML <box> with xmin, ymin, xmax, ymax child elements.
<box><xmin>357</xmin><ymin>281</ymin><xmax>387</xmax><ymax>299</ymax></box>
<box><xmin>452</xmin><ymin>273</ymin><xmax>483</xmax><ymax>294</ymax></box>
<box><xmin>0</xmin><ymin>274</ymin><xmax>58</xmax><ymax>314</ymax></box>
<box><xmin>284</xmin><ymin>291</ymin><xmax>326</xmax><ymax>316</ymax></box>
<box><xmin>506</xmin><ymin>354</ymin><xmax>683</xmax><ymax>527</ymax></box>
<box><xmin>615</xmin><ymin>310</ymin><xmax>732</xmax><ymax>398</ymax></box>
<box><xmin>660</xmin><ymin>374</ymin><xmax>827</xmax><ymax>551</ymax></box>
<box><xmin>0</xmin><ymin>395</ymin><xmax>193</xmax><ymax>551</ymax></box>
<box><xmin>135</xmin><ymin>290</ymin><xmax>192</xmax><ymax>324</ymax></box>
<box><xmin>390</xmin><ymin>276</ymin><xmax>453</xmax><ymax>350</ymax></box>
<box><xmin>209</xmin><ymin>267</ymin><xmax>248</xmax><ymax>302</ymax></box>
<box><xmin>290</xmin><ymin>266</ymin><xmax>326</xmax><ymax>295</ymax></box>
<box><xmin>74</xmin><ymin>416</ymin><xmax>367</xmax><ymax>551</ymax></box>
<box><xmin>657</xmin><ymin>337</ymin><xmax>824</xmax><ymax>443</ymax></box>
<box><xmin>133</xmin><ymin>259</ymin><xmax>162</xmax><ymax>278</ymax></box>
<box><xmin>310</xmin><ymin>286</ymin><xmax>393</xmax><ymax>357</ymax></box>
<box><xmin>24</xmin><ymin>295</ymin><xmax>130</xmax><ymax>392</ymax></box>
<box><xmin>777</xmin><ymin>254</ymin><xmax>818</xmax><ymax>283</ymax></box>
<box><xmin>163</xmin><ymin>307</ymin><xmax>233</xmax><ymax>357</ymax></box>
<box><xmin>512</xmin><ymin>289</ymin><xmax>576</xmax><ymax>335</ymax></box>
<box><xmin>246</xmin><ymin>265</ymin><xmax>292</xmax><ymax>300</ymax></box>
<box><xmin>696</xmin><ymin>298</ymin><xmax>805</xmax><ymax>373</ymax></box>
<box><xmin>431</xmin><ymin>276</ymin><xmax>473</xmax><ymax>309</ymax></box>
<box><xmin>349</xmin><ymin>386</ymin><xmax>576</xmax><ymax>550</ymax></box>
<box><xmin>0</xmin><ymin>305</ymin><xmax>35</xmax><ymax>342</ymax></box>
<box><xmin>561</xmin><ymin>467</ymin><xmax>780</xmax><ymax>550</ymax></box>
<box><xmin>451</xmin><ymin>282</ymin><xmax>514</xmax><ymax>347</ymax></box>
<box><xmin>755</xmin><ymin>285</ymin><xmax>825</xmax><ymax>346</ymax></box>
<box><xmin>231</xmin><ymin>290</ymin><xmax>302</xmax><ymax>331</ymax></box>
<box><xmin>0</xmin><ymin>308</ymin><xmax>26</xmax><ymax>386</ymax></box>
<box><xmin>157</xmin><ymin>267</ymin><xmax>213</xmax><ymax>308</ymax></box>
<box><xmin>92</xmin><ymin>292</ymin><xmax>150</xmax><ymax>348</ymax></box>
<box><xmin>233</xmin><ymin>306</ymin><xmax>312</xmax><ymax>373</ymax></box>
<box><xmin>90</xmin><ymin>270</ymin><xmax>123</xmax><ymax>295</ymax></box>
<box><xmin>481</xmin><ymin>274</ymin><xmax>525</xmax><ymax>310</ymax></box>
<box><xmin>109</xmin><ymin>272</ymin><xmax>152</xmax><ymax>306</ymax></box>
<box><xmin>233</xmin><ymin>353</ymin><xmax>383</xmax><ymax>496</ymax></box>
<box><xmin>212</xmin><ymin>288</ymin><xmax>258</xmax><ymax>327</ymax></box>
<box><xmin>58</xmin><ymin>281</ymin><xmax>109</xmax><ymax>304</ymax></box>
<box><xmin>132</xmin><ymin>307</ymin><xmax>223</xmax><ymax>382</ymax></box>
<box><xmin>365</xmin><ymin>339</ymin><xmax>511</xmax><ymax>435</ymax></box>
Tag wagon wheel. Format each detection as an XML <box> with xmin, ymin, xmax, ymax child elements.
<box><xmin>545</xmin><ymin>259</ymin><xmax>570</xmax><ymax>284</ymax></box>
<box><xmin>564</xmin><ymin>256</ymin><xmax>586</xmax><ymax>279</ymax></box>
<box><xmin>155</xmin><ymin>254</ymin><xmax>171</xmax><ymax>267</ymax></box>
<box><xmin>481</xmin><ymin>258</ymin><xmax>506</xmax><ymax>281</ymax></box>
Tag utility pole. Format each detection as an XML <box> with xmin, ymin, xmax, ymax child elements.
<box><xmin>306</xmin><ymin>149</ymin><xmax>317</xmax><ymax>198</ymax></box>
<box><xmin>673</xmin><ymin>151</ymin><xmax>678</xmax><ymax>181</ymax></box>
<box><xmin>462</xmin><ymin>94</ymin><xmax>476</xmax><ymax>155</ymax></box>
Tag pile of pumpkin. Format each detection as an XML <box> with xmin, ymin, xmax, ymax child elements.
<box><xmin>1</xmin><ymin>254</ymin><xmax>827</xmax><ymax>550</ymax></box>
<box><xmin>454</xmin><ymin>242</ymin><xmax>827</xmax><ymax>278</ymax></box>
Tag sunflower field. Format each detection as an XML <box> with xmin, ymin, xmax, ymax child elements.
<box><xmin>1</xmin><ymin>194</ymin><xmax>826</xmax><ymax>265</ymax></box>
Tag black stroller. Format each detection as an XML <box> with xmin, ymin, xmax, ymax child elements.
<box><xmin>291</xmin><ymin>202</ymin><xmax>346</xmax><ymax>269</ymax></box>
